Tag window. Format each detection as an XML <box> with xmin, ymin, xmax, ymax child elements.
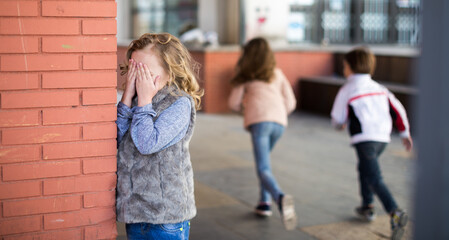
<box><xmin>132</xmin><ymin>0</ymin><xmax>198</xmax><ymax>38</ymax></box>
<box><xmin>246</xmin><ymin>0</ymin><xmax>420</xmax><ymax>46</ymax></box>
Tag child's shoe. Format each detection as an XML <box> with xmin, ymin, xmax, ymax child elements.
<box><xmin>355</xmin><ymin>206</ymin><xmax>376</xmax><ymax>222</ymax></box>
<box><xmin>278</xmin><ymin>194</ymin><xmax>297</xmax><ymax>230</ymax></box>
<box><xmin>255</xmin><ymin>202</ymin><xmax>272</xmax><ymax>217</ymax></box>
<box><xmin>390</xmin><ymin>209</ymin><xmax>408</xmax><ymax>240</ymax></box>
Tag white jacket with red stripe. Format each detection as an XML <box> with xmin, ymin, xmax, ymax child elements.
<box><xmin>331</xmin><ymin>74</ymin><xmax>411</xmax><ymax>144</ymax></box>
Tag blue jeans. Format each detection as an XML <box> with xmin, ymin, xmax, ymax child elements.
<box><xmin>355</xmin><ymin>141</ymin><xmax>398</xmax><ymax>213</ymax></box>
<box><xmin>249</xmin><ymin>122</ymin><xmax>285</xmax><ymax>203</ymax></box>
<box><xmin>126</xmin><ymin>220</ymin><xmax>190</xmax><ymax>240</ymax></box>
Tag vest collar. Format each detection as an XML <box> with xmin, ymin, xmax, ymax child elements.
<box><xmin>132</xmin><ymin>84</ymin><xmax>178</xmax><ymax>107</ymax></box>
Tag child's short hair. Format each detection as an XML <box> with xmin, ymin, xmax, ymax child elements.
<box><xmin>344</xmin><ymin>47</ymin><xmax>376</xmax><ymax>75</ymax></box>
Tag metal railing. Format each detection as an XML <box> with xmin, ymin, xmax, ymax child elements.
<box><xmin>287</xmin><ymin>0</ymin><xmax>420</xmax><ymax>45</ymax></box>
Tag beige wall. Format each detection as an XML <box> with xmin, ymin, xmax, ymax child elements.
<box><xmin>198</xmin><ymin>0</ymin><xmax>240</xmax><ymax>44</ymax></box>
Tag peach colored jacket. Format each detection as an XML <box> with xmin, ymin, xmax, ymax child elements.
<box><xmin>228</xmin><ymin>68</ymin><xmax>297</xmax><ymax>129</ymax></box>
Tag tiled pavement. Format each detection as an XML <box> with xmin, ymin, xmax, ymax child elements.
<box><xmin>117</xmin><ymin>112</ymin><xmax>415</xmax><ymax>240</ymax></box>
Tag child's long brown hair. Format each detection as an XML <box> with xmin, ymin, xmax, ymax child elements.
<box><xmin>120</xmin><ymin>33</ymin><xmax>203</xmax><ymax>110</ymax></box>
<box><xmin>231</xmin><ymin>37</ymin><xmax>276</xmax><ymax>86</ymax></box>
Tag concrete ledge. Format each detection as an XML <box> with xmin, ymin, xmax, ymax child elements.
<box><xmin>301</xmin><ymin>76</ymin><xmax>418</xmax><ymax>95</ymax></box>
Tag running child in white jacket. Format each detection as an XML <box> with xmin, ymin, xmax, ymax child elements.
<box><xmin>331</xmin><ymin>47</ymin><xmax>413</xmax><ymax>240</ymax></box>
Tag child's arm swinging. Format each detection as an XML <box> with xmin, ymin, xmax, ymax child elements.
<box><xmin>331</xmin><ymin>87</ymin><xmax>349</xmax><ymax>130</ymax></box>
<box><xmin>228</xmin><ymin>84</ymin><xmax>244</xmax><ymax>112</ymax></box>
<box><xmin>388</xmin><ymin>91</ymin><xmax>413</xmax><ymax>151</ymax></box>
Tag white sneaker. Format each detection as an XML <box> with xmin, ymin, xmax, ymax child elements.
<box><xmin>278</xmin><ymin>194</ymin><xmax>297</xmax><ymax>230</ymax></box>
<box><xmin>355</xmin><ymin>206</ymin><xmax>376</xmax><ymax>222</ymax></box>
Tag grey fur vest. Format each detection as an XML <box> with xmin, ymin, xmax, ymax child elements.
<box><xmin>116</xmin><ymin>85</ymin><xmax>197</xmax><ymax>224</ymax></box>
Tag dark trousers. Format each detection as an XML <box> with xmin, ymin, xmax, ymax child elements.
<box><xmin>355</xmin><ymin>141</ymin><xmax>398</xmax><ymax>213</ymax></box>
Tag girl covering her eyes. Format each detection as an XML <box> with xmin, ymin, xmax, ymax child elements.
<box><xmin>116</xmin><ymin>33</ymin><xmax>203</xmax><ymax>240</ymax></box>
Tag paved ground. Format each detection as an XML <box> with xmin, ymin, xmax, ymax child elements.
<box><xmin>117</xmin><ymin>112</ymin><xmax>415</xmax><ymax>239</ymax></box>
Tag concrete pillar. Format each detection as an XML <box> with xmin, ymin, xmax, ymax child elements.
<box><xmin>414</xmin><ymin>0</ymin><xmax>449</xmax><ymax>239</ymax></box>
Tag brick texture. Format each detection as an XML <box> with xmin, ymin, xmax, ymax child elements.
<box><xmin>44</xmin><ymin>207</ymin><xmax>116</xmax><ymax>230</ymax></box>
<box><xmin>42</xmin><ymin>72</ymin><xmax>117</xmax><ymax>89</ymax></box>
<box><xmin>0</xmin><ymin>73</ymin><xmax>39</xmax><ymax>90</ymax></box>
<box><xmin>0</xmin><ymin>216</ymin><xmax>41</xmax><ymax>235</ymax></box>
<box><xmin>2</xmin><ymin>160</ymin><xmax>81</xmax><ymax>181</ymax></box>
<box><xmin>0</xmin><ymin>181</ymin><xmax>41</xmax><ymax>200</ymax></box>
<box><xmin>42</xmin><ymin>36</ymin><xmax>117</xmax><ymax>53</ymax></box>
<box><xmin>83</xmin><ymin>191</ymin><xmax>115</xmax><ymax>208</ymax></box>
<box><xmin>1</xmin><ymin>55</ymin><xmax>80</xmax><ymax>72</ymax></box>
<box><xmin>1</xmin><ymin>91</ymin><xmax>79</xmax><ymax>109</ymax></box>
<box><xmin>0</xmin><ymin>1</ymin><xmax>38</xmax><ymax>17</ymax></box>
<box><xmin>85</xmin><ymin>221</ymin><xmax>117</xmax><ymax>240</ymax></box>
<box><xmin>43</xmin><ymin>174</ymin><xmax>116</xmax><ymax>195</ymax></box>
<box><xmin>82</xmin><ymin>89</ymin><xmax>117</xmax><ymax>105</ymax></box>
<box><xmin>0</xmin><ymin>18</ymin><xmax>80</xmax><ymax>35</ymax></box>
<box><xmin>83</xmin><ymin>54</ymin><xmax>117</xmax><ymax>70</ymax></box>
<box><xmin>83</xmin><ymin>19</ymin><xmax>117</xmax><ymax>35</ymax></box>
<box><xmin>0</xmin><ymin>0</ymin><xmax>118</xmax><ymax>238</ymax></box>
<box><xmin>3</xmin><ymin>229</ymin><xmax>82</xmax><ymax>240</ymax></box>
<box><xmin>42</xmin><ymin>106</ymin><xmax>116</xmax><ymax>125</ymax></box>
<box><xmin>0</xmin><ymin>145</ymin><xmax>40</xmax><ymax>164</ymax></box>
<box><xmin>42</xmin><ymin>1</ymin><xmax>117</xmax><ymax>17</ymax></box>
<box><xmin>82</xmin><ymin>123</ymin><xmax>117</xmax><ymax>140</ymax></box>
<box><xmin>43</xmin><ymin>140</ymin><xmax>116</xmax><ymax>160</ymax></box>
<box><xmin>3</xmin><ymin>195</ymin><xmax>81</xmax><ymax>217</ymax></box>
<box><xmin>0</xmin><ymin>110</ymin><xmax>39</xmax><ymax>128</ymax></box>
<box><xmin>82</xmin><ymin>157</ymin><xmax>117</xmax><ymax>174</ymax></box>
<box><xmin>2</xmin><ymin>126</ymin><xmax>81</xmax><ymax>145</ymax></box>
<box><xmin>0</xmin><ymin>36</ymin><xmax>38</xmax><ymax>53</ymax></box>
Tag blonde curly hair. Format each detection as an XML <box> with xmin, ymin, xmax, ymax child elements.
<box><xmin>120</xmin><ymin>33</ymin><xmax>203</xmax><ymax>110</ymax></box>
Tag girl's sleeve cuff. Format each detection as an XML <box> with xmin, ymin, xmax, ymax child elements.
<box><xmin>399</xmin><ymin>131</ymin><xmax>410</xmax><ymax>138</ymax></box>
<box><xmin>117</xmin><ymin>102</ymin><xmax>133</xmax><ymax>118</ymax></box>
<box><xmin>133</xmin><ymin>103</ymin><xmax>157</xmax><ymax>117</ymax></box>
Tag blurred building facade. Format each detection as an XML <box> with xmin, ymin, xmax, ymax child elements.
<box><xmin>118</xmin><ymin>0</ymin><xmax>420</xmax><ymax>46</ymax></box>
<box><xmin>117</xmin><ymin>0</ymin><xmax>419</xmax><ymax>114</ymax></box>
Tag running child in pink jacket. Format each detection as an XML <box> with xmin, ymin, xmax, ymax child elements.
<box><xmin>228</xmin><ymin>37</ymin><xmax>297</xmax><ymax>230</ymax></box>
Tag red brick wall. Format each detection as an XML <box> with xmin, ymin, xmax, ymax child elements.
<box><xmin>0</xmin><ymin>1</ymin><xmax>118</xmax><ymax>239</ymax></box>
<box><xmin>195</xmin><ymin>51</ymin><xmax>241</xmax><ymax>113</ymax></box>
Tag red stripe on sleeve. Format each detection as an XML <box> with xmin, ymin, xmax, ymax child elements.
<box><xmin>348</xmin><ymin>92</ymin><xmax>386</xmax><ymax>103</ymax></box>
<box><xmin>389</xmin><ymin>99</ymin><xmax>406</xmax><ymax>131</ymax></box>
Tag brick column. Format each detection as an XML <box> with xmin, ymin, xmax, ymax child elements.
<box><xmin>0</xmin><ymin>1</ymin><xmax>118</xmax><ymax>239</ymax></box>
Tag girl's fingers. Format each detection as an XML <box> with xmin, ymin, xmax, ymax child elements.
<box><xmin>143</xmin><ymin>64</ymin><xmax>152</xmax><ymax>81</ymax></box>
<box><xmin>139</xmin><ymin>63</ymin><xmax>149</xmax><ymax>83</ymax></box>
<box><xmin>142</xmin><ymin>64</ymin><xmax>160</xmax><ymax>87</ymax></box>
<box><xmin>154</xmin><ymin>75</ymin><xmax>160</xmax><ymax>89</ymax></box>
<box><xmin>136</xmin><ymin>63</ymin><xmax>142</xmax><ymax>81</ymax></box>
<box><xmin>128</xmin><ymin>60</ymin><xmax>136</xmax><ymax>79</ymax></box>
<box><xmin>129</xmin><ymin>59</ymin><xmax>134</xmax><ymax>72</ymax></box>
<box><xmin>137</xmin><ymin>63</ymin><xmax>144</xmax><ymax>81</ymax></box>
<box><xmin>129</xmin><ymin>64</ymin><xmax>136</xmax><ymax>77</ymax></box>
